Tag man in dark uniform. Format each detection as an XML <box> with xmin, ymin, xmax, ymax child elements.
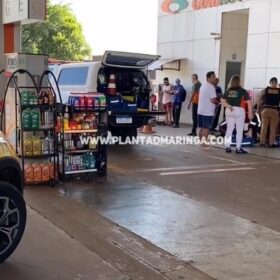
<box><xmin>172</xmin><ymin>79</ymin><xmax>187</xmax><ymax>128</ymax></box>
<box><xmin>258</xmin><ymin>77</ymin><xmax>280</xmax><ymax>147</ymax></box>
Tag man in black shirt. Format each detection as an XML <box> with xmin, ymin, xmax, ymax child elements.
<box><xmin>259</xmin><ymin>77</ymin><xmax>280</xmax><ymax>147</ymax></box>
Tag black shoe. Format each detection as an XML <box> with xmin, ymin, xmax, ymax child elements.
<box><xmin>188</xmin><ymin>132</ymin><xmax>197</xmax><ymax>136</ymax></box>
<box><xmin>236</xmin><ymin>148</ymin><xmax>248</xmax><ymax>154</ymax></box>
<box><xmin>269</xmin><ymin>144</ymin><xmax>278</xmax><ymax>148</ymax></box>
<box><xmin>174</xmin><ymin>124</ymin><xmax>179</xmax><ymax>128</ymax></box>
<box><xmin>259</xmin><ymin>144</ymin><xmax>266</xmax><ymax>147</ymax></box>
<box><xmin>225</xmin><ymin>147</ymin><xmax>232</xmax><ymax>153</ymax></box>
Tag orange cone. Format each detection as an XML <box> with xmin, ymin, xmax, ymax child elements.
<box><xmin>140</xmin><ymin>124</ymin><xmax>155</xmax><ymax>134</ymax></box>
<box><xmin>108</xmin><ymin>74</ymin><xmax>117</xmax><ymax>95</ymax></box>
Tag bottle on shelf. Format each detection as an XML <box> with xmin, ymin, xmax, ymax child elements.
<box><xmin>21</xmin><ymin>90</ymin><xmax>29</xmax><ymax>105</ymax></box>
<box><xmin>64</xmin><ymin>105</ymin><xmax>70</xmax><ymax>130</ymax></box>
<box><xmin>89</xmin><ymin>153</ymin><xmax>95</xmax><ymax>169</ymax></box>
<box><xmin>31</xmin><ymin>110</ymin><xmax>40</xmax><ymax>130</ymax></box>
<box><xmin>22</xmin><ymin>109</ymin><xmax>31</xmax><ymax>129</ymax></box>
<box><xmin>41</xmin><ymin>138</ymin><xmax>49</xmax><ymax>155</ymax></box>
<box><xmin>43</xmin><ymin>90</ymin><xmax>49</xmax><ymax>105</ymax></box>
<box><xmin>24</xmin><ymin>138</ymin><xmax>33</xmax><ymax>156</ymax></box>
<box><xmin>38</xmin><ymin>90</ymin><xmax>44</xmax><ymax>105</ymax></box>
<box><xmin>32</xmin><ymin>136</ymin><xmax>42</xmax><ymax>156</ymax></box>
<box><xmin>46</xmin><ymin>134</ymin><xmax>54</xmax><ymax>154</ymax></box>
<box><xmin>48</xmin><ymin>89</ymin><xmax>54</xmax><ymax>105</ymax></box>
<box><xmin>56</xmin><ymin>115</ymin><xmax>62</xmax><ymax>133</ymax></box>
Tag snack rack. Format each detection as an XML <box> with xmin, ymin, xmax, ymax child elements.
<box><xmin>1</xmin><ymin>69</ymin><xmax>63</xmax><ymax>186</ymax></box>
<box><xmin>58</xmin><ymin>93</ymin><xmax>108</xmax><ymax>181</ymax></box>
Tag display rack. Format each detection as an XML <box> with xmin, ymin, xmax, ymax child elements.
<box><xmin>58</xmin><ymin>93</ymin><xmax>108</xmax><ymax>181</ymax></box>
<box><xmin>17</xmin><ymin>85</ymin><xmax>58</xmax><ymax>186</ymax></box>
<box><xmin>0</xmin><ymin>69</ymin><xmax>63</xmax><ymax>186</ymax></box>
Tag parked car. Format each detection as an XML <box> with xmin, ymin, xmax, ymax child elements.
<box><xmin>55</xmin><ymin>51</ymin><xmax>164</xmax><ymax>140</ymax></box>
<box><xmin>0</xmin><ymin>130</ymin><xmax>26</xmax><ymax>263</ymax></box>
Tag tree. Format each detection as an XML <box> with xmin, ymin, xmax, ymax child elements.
<box><xmin>21</xmin><ymin>1</ymin><xmax>91</xmax><ymax>61</ymax></box>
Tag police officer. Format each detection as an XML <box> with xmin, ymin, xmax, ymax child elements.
<box><xmin>259</xmin><ymin>77</ymin><xmax>280</xmax><ymax>147</ymax></box>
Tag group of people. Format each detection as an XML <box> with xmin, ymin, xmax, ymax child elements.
<box><xmin>161</xmin><ymin>77</ymin><xmax>187</xmax><ymax>128</ymax></box>
<box><xmin>161</xmin><ymin>71</ymin><xmax>280</xmax><ymax>154</ymax></box>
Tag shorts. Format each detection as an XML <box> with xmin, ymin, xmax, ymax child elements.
<box><xmin>163</xmin><ymin>102</ymin><xmax>172</xmax><ymax>111</ymax></box>
<box><xmin>198</xmin><ymin>115</ymin><xmax>213</xmax><ymax>129</ymax></box>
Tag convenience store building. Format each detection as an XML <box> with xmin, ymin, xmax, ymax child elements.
<box><xmin>156</xmin><ymin>0</ymin><xmax>280</xmax><ymax>123</ymax></box>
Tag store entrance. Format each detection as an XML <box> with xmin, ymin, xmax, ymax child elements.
<box><xmin>219</xmin><ymin>9</ymin><xmax>249</xmax><ymax>90</ymax></box>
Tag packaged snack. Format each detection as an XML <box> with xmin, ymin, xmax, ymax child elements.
<box><xmin>32</xmin><ymin>163</ymin><xmax>42</xmax><ymax>182</ymax></box>
<box><xmin>24</xmin><ymin>164</ymin><xmax>34</xmax><ymax>183</ymax></box>
<box><xmin>41</xmin><ymin>163</ymin><xmax>50</xmax><ymax>181</ymax></box>
<box><xmin>22</xmin><ymin>110</ymin><xmax>31</xmax><ymax>129</ymax></box>
<box><xmin>31</xmin><ymin>110</ymin><xmax>40</xmax><ymax>129</ymax></box>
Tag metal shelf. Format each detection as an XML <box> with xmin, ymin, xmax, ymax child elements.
<box><xmin>63</xmin><ymin>129</ymin><xmax>97</xmax><ymax>134</ymax></box>
<box><xmin>23</xmin><ymin>127</ymin><xmax>54</xmax><ymax>132</ymax></box>
<box><xmin>19</xmin><ymin>154</ymin><xmax>56</xmax><ymax>159</ymax></box>
<box><xmin>70</xmin><ymin>107</ymin><xmax>107</xmax><ymax>113</ymax></box>
<box><xmin>59</xmin><ymin>149</ymin><xmax>98</xmax><ymax>154</ymax></box>
<box><xmin>21</xmin><ymin>104</ymin><xmax>55</xmax><ymax>110</ymax></box>
<box><xmin>65</xmin><ymin>169</ymin><xmax>97</xmax><ymax>175</ymax></box>
<box><xmin>25</xmin><ymin>179</ymin><xmax>55</xmax><ymax>184</ymax></box>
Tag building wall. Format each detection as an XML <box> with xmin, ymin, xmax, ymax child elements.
<box><xmin>157</xmin><ymin>0</ymin><xmax>280</xmax><ymax>124</ymax></box>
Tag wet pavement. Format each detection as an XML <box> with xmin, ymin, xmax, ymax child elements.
<box><xmin>22</xmin><ymin>187</ymin><xmax>213</xmax><ymax>280</ymax></box>
<box><xmin>60</xmin><ymin>125</ymin><xmax>280</xmax><ymax>280</ymax></box>
<box><xmin>62</xmin><ymin>175</ymin><xmax>280</xmax><ymax>280</ymax></box>
<box><xmin>3</xmin><ymin>125</ymin><xmax>280</xmax><ymax>280</ymax></box>
<box><xmin>1</xmin><ymin>207</ymin><xmax>125</xmax><ymax>280</ymax></box>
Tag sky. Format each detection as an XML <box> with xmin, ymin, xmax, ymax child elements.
<box><xmin>52</xmin><ymin>0</ymin><xmax>159</xmax><ymax>56</ymax></box>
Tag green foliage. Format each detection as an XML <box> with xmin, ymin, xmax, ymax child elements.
<box><xmin>21</xmin><ymin>1</ymin><xmax>91</xmax><ymax>61</ymax></box>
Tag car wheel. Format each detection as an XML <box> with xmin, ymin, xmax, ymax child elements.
<box><xmin>0</xmin><ymin>181</ymin><xmax>27</xmax><ymax>263</ymax></box>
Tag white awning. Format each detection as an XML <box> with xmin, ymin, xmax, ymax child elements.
<box><xmin>148</xmin><ymin>58</ymin><xmax>185</xmax><ymax>71</ymax></box>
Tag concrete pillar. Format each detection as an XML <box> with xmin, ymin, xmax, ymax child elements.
<box><xmin>14</xmin><ymin>24</ymin><xmax>21</xmax><ymax>53</ymax></box>
<box><xmin>0</xmin><ymin>0</ymin><xmax>21</xmax><ymax>98</ymax></box>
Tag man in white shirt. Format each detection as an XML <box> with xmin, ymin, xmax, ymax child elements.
<box><xmin>197</xmin><ymin>71</ymin><xmax>219</xmax><ymax>148</ymax></box>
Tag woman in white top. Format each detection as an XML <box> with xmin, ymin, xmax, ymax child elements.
<box><xmin>162</xmin><ymin>77</ymin><xmax>174</xmax><ymax>125</ymax></box>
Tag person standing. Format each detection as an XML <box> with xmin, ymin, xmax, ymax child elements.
<box><xmin>187</xmin><ymin>74</ymin><xmax>201</xmax><ymax>136</ymax></box>
<box><xmin>162</xmin><ymin>77</ymin><xmax>173</xmax><ymax>126</ymax></box>
<box><xmin>211</xmin><ymin>78</ymin><xmax>223</xmax><ymax>132</ymax></box>
<box><xmin>172</xmin><ymin>79</ymin><xmax>187</xmax><ymax>128</ymax></box>
<box><xmin>197</xmin><ymin>71</ymin><xmax>219</xmax><ymax>149</ymax></box>
<box><xmin>221</xmin><ymin>75</ymin><xmax>252</xmax><ymax>154</ymax></box>
<box><xmin>258</xmin><ymin>77</ymin><xmax>280</xmax><ymax>147</ymax></box>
